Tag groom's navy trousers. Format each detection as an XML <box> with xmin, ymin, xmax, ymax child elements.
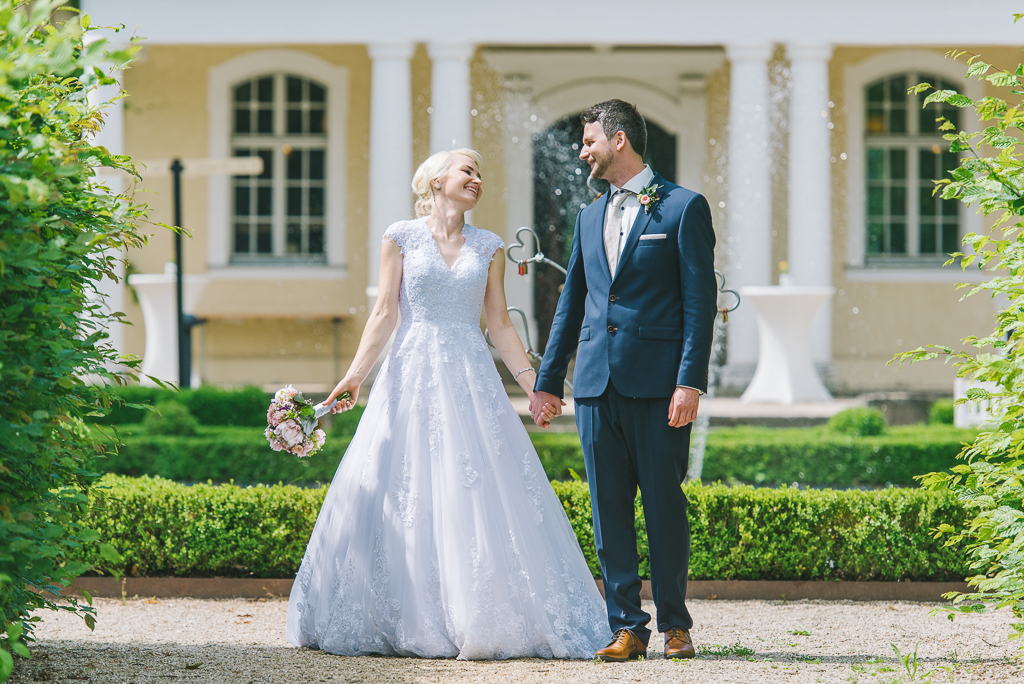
<box><xmin>535</xmin><ymin>174</ymin><xmax>717</xmax><ymax>643</ymax></box>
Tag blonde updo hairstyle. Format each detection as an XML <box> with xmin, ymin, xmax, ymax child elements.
<box><xmin>412</xmin><ymin>148</ymin><xmax>483</xmax><ymax>218</ymax></box>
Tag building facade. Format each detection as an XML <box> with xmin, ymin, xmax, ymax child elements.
<box><xmin>83</xmin><ymin>0</ymin><xmax>1021</xmax><ymax>395</ymax></box>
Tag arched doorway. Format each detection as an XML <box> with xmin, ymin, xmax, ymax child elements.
<box><xmin>532</xmin><ymin>114</ymin><xmax>677</xmax><ymax>350</ymax></box>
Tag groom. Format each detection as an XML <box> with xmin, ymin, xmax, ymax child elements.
<box><xmin>531</xmin><ymin>100</ymin><xmax>717</xmax><ymax>661</ymax></box>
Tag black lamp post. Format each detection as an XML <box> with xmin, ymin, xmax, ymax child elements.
<box><xmin>170</xmin><ymin>158</ymin><xmax>203</xmax><ymax>389</ymax></box>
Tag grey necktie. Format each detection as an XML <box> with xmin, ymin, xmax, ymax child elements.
<box><xmin>604</xmin><ymin>190</ymin><xmax>631</xmax><ymax>276</ymax></box>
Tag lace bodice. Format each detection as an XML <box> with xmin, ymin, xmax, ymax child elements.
<box><xmin>384</xmin><ymin>219</ymin><xmax>504</xmax><ymax>329</ymax></box>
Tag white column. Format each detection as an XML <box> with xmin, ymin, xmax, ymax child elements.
<box><xmin>428</xmin><ymin>43</ymin><xmax>474</xmax><ymax>152</ymax></box>
<box><xmin>724</xmin><ymin>44</ymin><xmax>774</xmax><ymax>384</ymax></box>
<box><xmin>787</xmin><ymin>43</ymin><xmax>835</xmax><ymax>367</ymax></box>
<box><xmin>367</xmin><ymin>42</ymin><xmax>414</xmax><ymax>304</ymax></box>
<box><xmin>677</xmin><ymin>74</ymin><xmax>709</xmax><ymax>193</ymax></box>
<box><xmin>501</xmin><ymin>75</ymin><xmax>540</xmax><ymax>352</ymax></box>
<box><xmin>88</xmin><ymin>65</ymin><xmax>127</xmax><ymax>364</ymax></box>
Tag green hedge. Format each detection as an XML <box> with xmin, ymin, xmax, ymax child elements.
<box><xmin>98</xmin><ymin>423</ymin><xmax>973</xmax><ymax>488</ymax></box>
<box><xmin>93</xmin><ymin>385</ymin><xmax>271</xmax><ymax>427</ymax></box>
<box><xmin>700</xmin><ymin>425</ymin><xmax>975</xmax><ymax>487</ymax></box>
<box><xmin>72</xmin><ymin>475</ymin><xmax>969</xmax><ymax>582</ymax></box>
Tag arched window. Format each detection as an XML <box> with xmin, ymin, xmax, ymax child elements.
<box><xmin>863</xmin><ymin>72</ymin><xmax>962</xmax><ymax>262</ymax></box>
<box><xmin>230</xmin><ymin>73</ymin><xmax>328</xmax><ymax>263</ymax></box>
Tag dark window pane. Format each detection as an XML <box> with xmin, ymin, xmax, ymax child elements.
<box><xmin>287</xmin><ymin>148</ymin><xmax>303</xmax><ymax>180</ymax></box>
<box><xmin>867</xmin><ymin>186</ymin><xmax>884</xmax><ymax>216</ymax></box>
<box><xmin>287</xmin><ymin>108</ymin><xmax>303</xmax><ymax>134</ymax></box>
<box><xmin>890</xmin><ymin>223</ymin><xmax>906</xmax><ymax>253</ymax></box>
<box><xmin>866</xmin><ymin>108</ymin><xmax>885</xmax><ymax>134</ymax></box>
<box><xmin>889</xmin><ymin>149</ymin><xmax>906</xmax><ymax>179</ymax></box>
<box><xmin>888</xmin><ymin>107</ymin><xmax>906</xmax><ymax>134</ymax></box>
<box><xmin>920</xmin><ymin>221</ymin><xmax>937</xmax><ymax>253</ymax></box>
<box><xmin>309</xmin><ymin>223</ymin><xmax>324</xmax><ymax>253</ymax></box>
<box><xmin>890</xmin><ymin>185</ymin><xmax>906</xmax><ymax>216</ymax></box>
<box><xmin>867</xmin><ymin>222</ymin><xmax>884</xmax><ymax>253</ymax></box>
<box><xmin>257</xmin><ymin>186</ymin><xmax>272</xmax><ymax>215</ymax></box>
<box><xmin>287</xmin><ymin>187</ymin><xmax>302</xmax><ymax>216</ymax></box>
<box><xmin>309</xmin><ymin>150</ymin><xmax>325</xmax><ymax>180</ymax></box>
<box><xmin>234</xmin><ymin>81</ymin><xmax>252</xmax><ymax>103</ymax></box>
<box><xmin>888</xmin><ymin>76</ymin><xmax>907</xmax><ymax>102</ymax></box>
<box><xmin>947</xmin><ymin>108</ymin><xmax>960</xmax><ymax>130</ymax></box>
<box><xmin>257</xmin><ymin>108</ymin><xmax>273</xmax><ymax>134</ymax></box>
<box><xmin>287</xmin><ymin>76</ymin><xmax>303</xmax><ymax>103</ymax></box>
<box><xmin>867</xmin><ymin>148</ymin><xmax>884</xmax><ymax>179</ymax></box>
<box><xmin>256</xmin><ymin>224</ymin><xmax>272</xmax><ymax>253</ymax></box>
<box><xmin>309</xmin><ymin>82</ymin><xmax>326</xmax><ymax>103</ymax></box>
<box><xmin>257</xmin><ymin>77</ymin><xmax>273</xmax><ymax>103</ymax></box>
<box><xmin>234</xmin><ymin>108</ymin><xmax>250</xmax><ymax>134</ymax></box>
<box><xmin>286</xmin><ymin>223</ymin><xmax>302</xmax><ymax>254</ymax></box>
<box><xmin>941</xmin><ymin>151</ymin><xmax>958</xmax><ymax>174</ymax></box>
<box><xmin>234</xmin><ymin>186</ymin><xmax>251</xmax><ymax>216</ymax></box>
<box><xmin>919</xmin><ymin>150</ymin><xmax>936</xmax><ymax>179</ymax></box>
<box><xmin>309</xmin><ymin>187</ymin><xmax>324</xmax><ymax>216</ymax></box>
<box><xmin>941</xmin><ymin>198</ymin><xmax>959</xmax><ymax>217</ymax></box>
<box><xmin>919</xmin><ymin>186</ymin><xmax>936</xmax><ymax>216</ymax></box>
<box><xmin>919</xmin><ymin>108</ymin><xmax>938</xmax><ymax>135</ymax></box>
<box><xmin>234</xmin><ymin>223</ymin><xmax>250</xmax><ymax>253</ymax></box>
<box><xmin>258</xmin><ymin>150</ymin><xmax>273</xmax><ymax>179</ymax></box>
<box><xmin>867</xmin><ymin>82</ymin><xmax>885</xmax><ymax>103</ymax></box>
<box><xmin>310</xmin><ymin>109</ymin><xmax>324</xmax><ymax>134</ymax></box>
<box><xmin>942</xmin><ymin>223</ymin><xmax>959</xmax><ymax>253</ymax></box>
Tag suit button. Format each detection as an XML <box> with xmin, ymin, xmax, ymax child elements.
<box><xmin>607</xmin><ymin>325</ymin><xmax>617</xmax><ymax>333</ymax></box>
<box><xmin>609</xmin><ymin>294</ymin><xmax>618</xmax><ymax>302</ymax></box>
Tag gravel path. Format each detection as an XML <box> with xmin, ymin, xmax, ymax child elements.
<box><xmin>10</xmin><ymin>597</ymin><xmax>1022</xmax><ymax>683</ymax></box>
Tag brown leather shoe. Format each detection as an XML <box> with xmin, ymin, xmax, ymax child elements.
<box><xmin>596</xmin><ymin>629</ymin><xmax>648</xmax><ymax>662</ymax></box>
<box><xmin>664</xmin><ymin>627</ymin><xmax>696</xmax><ymax>659</ymax></box>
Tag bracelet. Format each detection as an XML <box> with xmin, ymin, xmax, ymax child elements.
<box><xmin>513</xmin><ymin>366</ymin><xmax>535</xmax><ymax>380</ymax></box>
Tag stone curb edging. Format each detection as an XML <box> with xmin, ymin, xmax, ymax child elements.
<box><xmin>65</xmin><ymin>577</ymin><xmax>969</xmax><ymax>602</ymax></box>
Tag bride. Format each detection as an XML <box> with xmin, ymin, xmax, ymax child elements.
<box><xmin>285</xmin><ymin>149</ymin><xmax>612</xmax><ymax>659</ymax></box>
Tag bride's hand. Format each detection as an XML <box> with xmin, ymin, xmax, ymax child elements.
<box><xmin>326</xmin><ymin>378</ymin><xmax>360</xmax><ymax>413</ymax></box>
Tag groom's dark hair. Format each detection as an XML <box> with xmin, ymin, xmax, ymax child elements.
<box><xmin>581</xmin><ymin>100</ymin><xmax>647</xmax><ymax>158</ymax></box>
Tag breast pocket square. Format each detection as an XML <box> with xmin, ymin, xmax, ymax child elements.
<box><xmin>639</xmin><ymin>234</ymin><xmax>667</xmax><ymax>241</ymax></box>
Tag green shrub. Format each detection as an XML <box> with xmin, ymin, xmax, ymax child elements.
<box><xmin>701</xmin><ymin>424</ymin><xmax>974</xmax><ymax>487</ymax></box>
<box><xmin>94</xmin><ymin>385</ymin><xmax>269</xmax><ymax>427</ymax></box>
<box><xmin>143</xmin><ymin>402</ymin><xmax>199</xmax><ymax>437</ymax></box>
<box><xmin>828</xmin><ymin>407</ymin><xmax>887</xmax><ymax>436</ymax></box>
<box><xmin>0</xmin><ymin>5</ymin><xmax>143</xmax><ymax>679</ymax></box>
<box><xmin>71</xmin><ymin>475</ymin><xmax>969</xmax><ymax>582</ymax></box>
<box><xmin>929</xmin><ymin>399</ymin><xmax>955</xmax><ymax>425</ymax></box>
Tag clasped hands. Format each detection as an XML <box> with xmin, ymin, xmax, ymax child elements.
<box><xmin>529</xmin><ymin>386</ymin><xmax>700</xmax><ymax>429</ymax></box>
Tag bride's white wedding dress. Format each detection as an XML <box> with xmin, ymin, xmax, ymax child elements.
<box><xmin>286</xmin><ymin>218</ymin><xmax>612</xmax><ymax>659</ymax></box>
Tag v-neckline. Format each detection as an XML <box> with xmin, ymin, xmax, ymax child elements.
<box><xmin>426</xmin><ymin>220</ymin><xmax>467</xmax><ymax>272</ymax></box>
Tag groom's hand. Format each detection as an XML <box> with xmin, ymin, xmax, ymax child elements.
<box><xmin>668</xmin><ymin>386</ymin><xmax>700</xmax><ymax>427</ymax></box>
<box><xmin>530</xmin><ymin>390</ymin><xmax>564</xmax><ymax>429</ymax></box>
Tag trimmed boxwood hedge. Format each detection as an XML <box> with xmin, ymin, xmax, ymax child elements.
<box><xmin>98</xmin><ymin>423</ymin><xmax>973</xmax><ymax>488</ymax></box>
<box><xmin>72</xmin><ymin>475</ymin><xmax>969</xmax><ymax>582</ymax></box>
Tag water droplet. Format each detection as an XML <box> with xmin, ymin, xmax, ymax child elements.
<box><xmin>718</xmin><ymin>201</ymin><xmax>725</xmax><ymax>208</ymax></box>
<box><xmin>852</xmin><ymin>307</ymin><xmax>860</xmax><ymax>314</ymax></box>
<box><xmin>840</xmin><ymin>152</ymin><xmax>847</xmax><ymax>160</ymax></box>
<box><xmin>427</xmin><ymin>106</ymin><xmax>434</xmax><ymax>114</ymax></box>
<box><xmin>555</xmin><ymin>189</ymin><xmax>562</xmax><ymax>196</ymax></box>
<box><xmin>471</xmin><ymin>109</ymin><xmax>478</xmax><ymax>116</ymax></box>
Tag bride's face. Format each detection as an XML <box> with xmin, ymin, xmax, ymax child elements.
<box><xmin>438</xmin><ymin>155</ymin><xmax>483</xmax><ymax>210</ymax></box>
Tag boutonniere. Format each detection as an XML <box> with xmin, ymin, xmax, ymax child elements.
<box><xmin>637</xmin><ymin>183</ymin><xmax>664</xmax><ymax>214</ymax></box>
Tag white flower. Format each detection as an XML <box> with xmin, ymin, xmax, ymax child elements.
<box><xmin>274</xmin><ymin>385</ymin><xmax>299</xmax><ymax>405</ymax></box>
<box><xmin>274</xmin><ymin>419</ymin><xmax>304</xmax><ymax>447</ymax></box>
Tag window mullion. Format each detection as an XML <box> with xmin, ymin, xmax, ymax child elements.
<box><xmin>907</xmin><ymin>144</ymin><xmax>920</xmax><ymax>257</ymax></box>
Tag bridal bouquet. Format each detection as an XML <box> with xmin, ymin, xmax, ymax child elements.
<box><xmin>265</xmin><ymin>385</ymin><xmax>327</xmax><ymax>458</ymax></box>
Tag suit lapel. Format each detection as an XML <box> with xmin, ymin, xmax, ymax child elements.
<box><xmin>588</xmin><ymin>192</ymin><xmax>613</xmax><ymax>282</ymax></box>
<box><xmin>612</xmin><ymin>173</ymin><xmax>660</xmax><ymax>286</ymax></box>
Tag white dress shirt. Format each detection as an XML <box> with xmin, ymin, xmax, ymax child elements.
<box><xmin>604</xmin><ymin>165</ymin><xmax>655</xmax><ymax>264</ymax></box>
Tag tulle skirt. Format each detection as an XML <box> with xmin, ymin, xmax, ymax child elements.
<box><xmin>285</xmin><ymin>321</ymin><xmax>612</xmax><ymax>659</ymax></box>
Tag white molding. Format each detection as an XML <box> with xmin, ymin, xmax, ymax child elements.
<box><xmin>843</xmin><ymin>50</ymin><xmax>983</xmax><ymax>269</ymax></box>
<box><xmin>206</xmin><ymin>265</ymin><xmax>349</xmax><ymax>281</ymax></box>
<box><xmin>207</xmin><ymin>50</ymin><xmax>349</xmax><ymax>269</ymax></box>
<box><xmin>843</xmin><ymin>265</ymin><xmax>988</xmax><ymax>283</ymax></box>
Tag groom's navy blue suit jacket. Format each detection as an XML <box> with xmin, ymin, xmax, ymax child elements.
<box><xmin>535</xmin><ymin>174</ymin><xmax>718</xmax><ymax>399</ymax></box>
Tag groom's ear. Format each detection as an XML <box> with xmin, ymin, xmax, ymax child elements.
<box><xmin>613</xmin><ymin>130</ymin><xmax>628</xmax><ymax>152</ymax></box>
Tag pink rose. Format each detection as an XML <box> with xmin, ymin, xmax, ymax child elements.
<box><xmin>640</xmin><ymin>194</ymin><xmax>651</xmax><ymax>205</ymax></box>
<box><xmin>274</xmin><ymin>419</ymin><xmax>304</xmax><ymax>448</ymax></box>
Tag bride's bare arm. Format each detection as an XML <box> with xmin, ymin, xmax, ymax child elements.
<box><xmin>326</xmin><ymin>238</ymin><xmax>403</xmax><ymax>411</ymax></box>
<box><xmin>482</xmin><ymin>249</ymin><xmax>543</xmax><ymax>401</ymax></box>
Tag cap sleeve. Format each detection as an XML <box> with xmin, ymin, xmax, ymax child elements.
<box><xmin>483</xmin><ymin>229</ymin><xmax>505</xmax><ymax>263</ymax></box>
<box><xmin>382</xmin><ymin>220</ymin><xmax>410</xmax><ymax>255</ymax></box>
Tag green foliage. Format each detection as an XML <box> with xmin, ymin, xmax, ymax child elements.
<box><xmin>70</xmin><ymin>475</ymin><xmax>969</xmax><ymax>582</ymax></box>
<box><xmin>93</xmin><ymin>385</ymin><xmax>270</xmax><ymax>427</ymax></box>
<box><xmin>142</xmin><ymin>402</ymin><xmax>198</xmax><ymax>436</ymax></box>
<box><xmin>701</xmin><ymin>424</ymin><xmax>973</xmax><ymax>487</ymax></box>
<box><xmin>827</xmin><ymin>407</ymin><xmax>887</xmax><ymax>437</ymax></box>
<box><xmin>0</xmin><ymin>2</ymin><xmax>144</xmax><ymax>677</ymax></box>
<box><xmin>929</xmin><ymin>399</ymin><xmax>956</xmax><ymax>425</ymax></box>
<box><xmin>895</xmin><ymin>42</ymin><xmax>1024</xmax><ymax>642</ymax></box>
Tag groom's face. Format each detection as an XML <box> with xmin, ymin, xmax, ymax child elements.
<box><xmin>580</xmin><ymin>122</ymin><xmax>614</xmax><ymax>182</ymax></box>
